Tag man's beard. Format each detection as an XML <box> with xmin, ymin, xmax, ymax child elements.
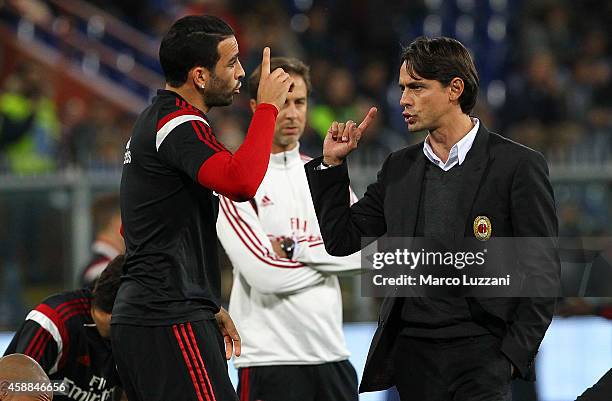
<box><xmin>203</xmin><ymin>74</ymin><xmax>235</xmax><ymax>107</ymax></box>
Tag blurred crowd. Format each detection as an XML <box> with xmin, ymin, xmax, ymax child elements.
<box><xmin>0</xmin><ymin>61</ymin><xmax>134</xmax><ymax>172</ymax></box>
<box><xmin>0</xmin><ymin>0</ymin><xmax>611</xmax><ymax>241</ymax></box>
<box><xmin>502</xmin><ymin>1</ymin><xmax>612</xmax><ymax>163</ymax></box>
<box><xmin>1</xmin><ymin>0</ymin><xmax>611</xmax><ymax>173</ymax></box>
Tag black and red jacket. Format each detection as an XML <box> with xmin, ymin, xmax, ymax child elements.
<box><xmin>4</xmin><ymin>289</ymin><xmax>120</xmax><ymax>400</ymax></box>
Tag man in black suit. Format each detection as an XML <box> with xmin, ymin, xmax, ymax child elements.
<box><xmin>304</xmin><ymin>37</ymin><xmax>560</xmax><ymax>401</ymax></box>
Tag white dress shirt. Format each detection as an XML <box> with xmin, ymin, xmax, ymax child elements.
<box><xmin>422</xmin><ymin>118</ymin><xmax>480</xmax><ymax>171</ymax></box>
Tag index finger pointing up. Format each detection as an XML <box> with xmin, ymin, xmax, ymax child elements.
<box><xmin>358</xmin><ymin>107</ymin><xmax>378</xmax><ymax>131</ymax></box>
<box><xmin>260</xmin><ymin>47</ymin><xmax>271</xmax><ymax>78</ymax></box>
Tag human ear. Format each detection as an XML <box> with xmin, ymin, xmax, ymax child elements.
<box><xmin>191</xmin><ymin>66</ymin><xmax>211</xmax><ymax>89</ymax></box>
<box><xmin>449</xmin><ymin>77</ymin><xmax>464</xmax><ymax>102</ymax></box>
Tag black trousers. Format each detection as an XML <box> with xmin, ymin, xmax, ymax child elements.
<box><xmin>576</xmin><ymin>368</ymin><xmax>612</xmax><ymax>401</ymax></box>
<box><xmin>393</xmin><ymin>334</ymin><xmax>512</xmax><ymax>401</ymax></box>
<box><xmin>111</xmin><ymin>319</ymin><xmax>238</xmax><ymax>401</ymax></box>
<box><xmin>236</xmin><ymin>360</ymin><xmax>358</xmax><ymax>401</ymax></box>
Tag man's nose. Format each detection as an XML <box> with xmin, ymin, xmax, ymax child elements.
<box><xmin>285</xmin><ymin>102</ymin><xmax>298</xmax><ymax>118</ymax></box>
<box><xmin>236</xmin><ymin>60</ymin><xmax>245</xmax><ymax>80</ymax></box>
<box><xmin>400</xmin><ymin>90</ymin><xmax>412</xmax><ymax>107</ymax></box>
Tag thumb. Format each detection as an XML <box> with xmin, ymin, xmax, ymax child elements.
<box><xmin>260</xmin><ymin>47</ymin><xmax>271</xmax><ymax>80</ymax></box>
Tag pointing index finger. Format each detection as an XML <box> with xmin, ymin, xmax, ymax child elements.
<box><xmin>261</xmin><ymin>47</ymin><xmax>271</xmax><ymax>78</ymax></box>
<box><xmin>358</xmin><ymin>107</ymin><xmax>378</xmax><ymax>131</ymax></box>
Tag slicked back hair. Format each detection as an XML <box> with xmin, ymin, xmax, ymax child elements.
<box><xmin>401</xmin><ymin>36</ymin><xmax>479</xmax><ymax>114</ymax></box>
<box><xmin>159</xmin><ymin>15</ymin><xmax>234</xmax><ymax>87</ymax></box>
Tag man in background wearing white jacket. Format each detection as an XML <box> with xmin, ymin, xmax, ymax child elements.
<box><xmin>216</xmin><ymin>57</ymin><xmax>360</xmax><ymax>401</ymax></box>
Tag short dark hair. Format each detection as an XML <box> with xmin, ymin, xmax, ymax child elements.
<box><xmin>248</xmin><ymin>57</ymin><xmax>312</xmax><ymax>100</ymax></box>
<box><xmin>401</xmin><ymin>36</ymin><xmax>479</xmax><ymax>114</ymax></box>
<box><xmin>159</xmin><ymin>15</ymin><xmax>235</xmax><ymax>87</ymax></box>
<box><xmin>92</xmin><ymin>193</ymin><xmax>120</xmax><ymax>235</ymax></box>
<box><xmin>92</xmin><ymin>254</ymin><xmax>124</xmax><ymax>314</ymax></box>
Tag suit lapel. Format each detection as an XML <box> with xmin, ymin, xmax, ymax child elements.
<box><xmin>453</xmin><ymin>125</ymin><xmax>492</xmax><ymax>239</ymax></box>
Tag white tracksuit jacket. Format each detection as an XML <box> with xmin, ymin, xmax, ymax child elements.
<box><xmin>216</xmin><ymin>143</ymin><xmax>361</xmax><ymax>368</ymax></box>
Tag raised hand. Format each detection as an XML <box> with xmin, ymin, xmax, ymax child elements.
<box><xmin>256</xmin><ymin>47</ymin><xmax>293</xmax><ymax>112</ymax></box>
<box><xmin>323</xmin><ymin>107</ymin><xmax>378</xmax><ymax>166</ymax></box>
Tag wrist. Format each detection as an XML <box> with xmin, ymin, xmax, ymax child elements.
<box><xmin>322</xmin><ymin>156</ymin><xmax>343</xmax><ymax>167</ymax></box>
<box><xmin>256</xmin><ymin>103</ymin><xmax>280</xmax><ymax>116</ymax></box>
<box><xmin>280</xmin><ymin>238</ymin><xmax>296</xmax><ymax>259</ymax></box>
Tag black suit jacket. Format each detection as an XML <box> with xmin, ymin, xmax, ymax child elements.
<box><xmin>305</xmin><ymin>124</ymin><xmax>560</xmax><ymax>392</ymax></box>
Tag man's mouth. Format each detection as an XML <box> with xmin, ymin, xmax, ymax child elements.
<box><xmin>283</xmin><ymin>126</ymin><xmax>299</xmax><ymax>134</ymax></box>
<box><xmin>403</xmin><ymin>112</ymin><xmax>416</xmax><ymax>124</ymax></box>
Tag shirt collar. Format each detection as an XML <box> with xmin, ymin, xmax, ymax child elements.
<box><xmin>156</xmin><ymin>89</ymin><xmax>209</xmax><ymax>121</ymax></box>
<box><xmin>422</xmin><ymin>117</ymin><xmax>480</xmax><ymax>170</ymax></box>
<box><xmin>269</xmin><ymin>142</ymin><xmax>302</xmax><ymax>167</ymax></box>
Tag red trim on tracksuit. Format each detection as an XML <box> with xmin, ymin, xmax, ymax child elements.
<box><xmin>173</xmin><ymin>324</ymin><xmax>208</xmax><ymax>401</ymax></box>
<box><xmin>186</xmin><ymin>323</ymin><xmax>217</xmax><ymax>401</ymax></box>
<box><xmin>55</xmin><ymin>298</ymin><xmax>89</xmax><ymax>312</ymax></box>
<box><xmin>31</xmin><ymin>331</ymin><xmax>51</xmax><ymax>362</ymax></box>
<box><xmin>180</xmin><ymin>324</ymin><xmax>214</xmax><ymax>401</ymax></box>
<box><xmin>56</xmin><ymin>298</ymin><xmax>91</xmax><ymax>321</ymax></box>
<box><xmin>34</xmin><ymin>304</ymin><xmax>69</xmax><ymax>368</ymax></box>
<box><xmin>191</xmin><ymin>121</ymin><xmax>224</xmax><ymax>152</ymax></box>
<box><xmin>219</xmin><ymin>197</ymin><xmax>304</xmax><ymax>268</ymax></box>
<box><xmin>240</xmin><ymin>368</ymin><xmax>250</xmax><ymax>401</ymax></box>
<box><xmin>196</xmin><ymin>120</ymin><xmax>226</xmax><ymax>152</ymax></box>
<box><xmin>156</xmin><ymin>108</ymin><xmax>203</xmax><ymax>131</ymax></box>
<box><xmin>24</xmin><ymin>327</ymin><xmax>44</xmax><ymax>356</ymax></box>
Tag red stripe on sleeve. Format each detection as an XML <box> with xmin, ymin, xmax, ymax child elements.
<box><xmin>197</xmin><ymin>121</ymin><xmax>227</xmax><ymax>152</ymax></box>
<box><xmin>24</xmin><ymin>327</ymin><xmax>44</xmax><ymax>356</ymax></box>
<box><xmin>197</xmin><ymin>103</ymin><xmax>278</xmax><ymax>202</ymax></box>
<box><xmin>35</xmin><ymin>304</ymin><xmax>69</xmax><ymax>366</ymax></box>
<box><xmin>157</xmin><ymin>109</ymin><xmax>203</xmax><ymax>131</ymax></box>
<box><xmin>56</xmin><ymin>298</ymin><xmax>89</xmax><ymax>315</ymax></box>
<box><xmin>191</xmin><ymin>121</ymin><xmax>224</xmax><ymax>152</ymax></box>
<box><xmin>31</xmin><ymin>332</ymin><xmax>52</xmax><ymax>362</ymax></box>
<box><xmin>219</xmin><ymin>197</ymin><xmax>304</xmax><ymax>268</ymax></box>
